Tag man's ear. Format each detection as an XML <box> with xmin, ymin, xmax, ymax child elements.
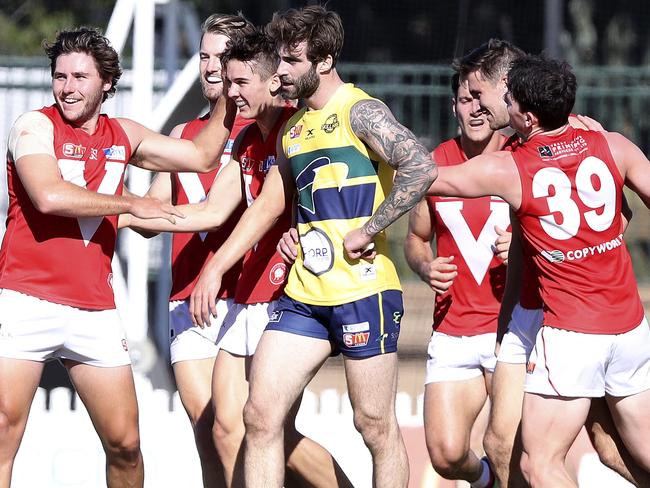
<box><xmin>269</xmin><ymin>72</ymin><xmax>281</xmax><ymax>93</ymax></box>
<box><xmin>316</xmin><ymin>54</ymin><xmax>334</xmax><ymax>74</ymax></box>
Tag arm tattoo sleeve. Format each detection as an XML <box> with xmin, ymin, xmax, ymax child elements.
<box><xmin>350</xmin><ymin>99</ymin><xmax>438</xmax><ymax>236</ymax></box>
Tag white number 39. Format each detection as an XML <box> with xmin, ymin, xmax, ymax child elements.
<box><xmin>532</xmin><ymin>156</ymin><xmax>616</xmax><ymax>240</ymax></box>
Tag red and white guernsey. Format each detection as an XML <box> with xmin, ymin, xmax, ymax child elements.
<box><xmin>0</xmin><ymin>105</ymin><xmax>131</xmax><ymax>309</ymax></box>
<box><xmin>234</xmin><ymin>107</ymin><xmax>296</xmax><ymax>304</ymax></box>
<box><xmin>427</xmin><ymin>137</ymin><xmax>510</xmax><ymax>336</ymax></box>
<box><xmin>169</xmin><ymin>114</ymin><xmax>252</xmax><ymax>301</ymax></box>
<box><xmin>512</xmin><ymin>126</ymin><xmax>644</xmax><ymax>334</ymax></box>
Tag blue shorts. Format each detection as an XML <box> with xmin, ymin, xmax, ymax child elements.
<box><xmin>266</xmin><ymin>290</ymin><xmax>403</xmax><ymax>358</ymax></box>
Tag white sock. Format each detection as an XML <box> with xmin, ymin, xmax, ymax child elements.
<box><xmin>470</xmin><ymin>458</ymin><xmax>492</xmax><ymax>488</ymax></box>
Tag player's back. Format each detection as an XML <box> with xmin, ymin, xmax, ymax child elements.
<box><xmin>512</xmin><ymin>126</ymin><xmax>643</xmax><ymax>334</ymax></box>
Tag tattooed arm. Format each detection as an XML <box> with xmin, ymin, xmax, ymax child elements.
<box><xmin>343</xmin><ymin>99</ymin><xmax>438</xmax><ymax>259</ymax></box>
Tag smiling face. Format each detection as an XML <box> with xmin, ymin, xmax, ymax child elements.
<box><xmin>52</xmin><ymin>52</ymin><xmax>111</xmax><ymax>129</ymax></box>
<box><xmin>276</xmin><ymin>41</ymin><xmax>319</xmax><ymax>101</ymax></box>
<box><xmin>199</xmin><ymin>32</ymin><xmax>230</xmax><ymax>102</ymax></box>
<box><xmin>466</xmin><ymin>69</ymin><xmax>510</xmax><ymax>131</ymax></box>
<box><xmin>453</xmin><ymin>80</ymin><xmax>493</xmax><ymax>144</ymax></box>
<box><xmin>225</xmin><ymin>59</ymin><xmax>279</xmax><ymax>120</ymax></box>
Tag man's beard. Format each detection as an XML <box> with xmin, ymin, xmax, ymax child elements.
<box><xmin>283</xmin><ymin>63</ymin><xmax>319</xmax><ymax>100</ymax></box>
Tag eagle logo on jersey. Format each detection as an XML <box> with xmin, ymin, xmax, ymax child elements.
<box><xmin>296</xmin><ymin>156</ymin><xmax>349</xmax><ymax>214</ymax></box>
<box><xmin>321</xmin><ymin>114</ymin><xmax>339</xmax><ymax>133</ymax></box>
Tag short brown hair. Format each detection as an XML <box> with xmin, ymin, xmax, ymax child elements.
<box><xmin>265</xmin><ymin>5</ymin><xmax>343</xmax><ymax>66</ymax></box>
<box><xmin>221</xmin><ymin>29</ymin><xmax>279</xmax><ymax>81</ymax></box>
<box><xmin>201</xmin><ymin>13</ymin><xmax>255</xmax><ymax>44</ymax></box>
<box><xmin>43</xmin><ymin>27</ymin><xmax>121</xmax><ymax>101</ymax></box>
<box><xmin>453</xmin><ymin>39</ymin><xmax>525</xmax><ymax>84</ymax></box>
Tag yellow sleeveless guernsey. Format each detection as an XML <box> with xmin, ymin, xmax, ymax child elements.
<box><xmin>282</xmin><ymin>83</ymin><xmax>402</xmax><ymax>306</ymax></box>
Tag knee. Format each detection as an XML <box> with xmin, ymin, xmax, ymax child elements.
<box><xmin>352</xmin><ymin>410</ymin><xmax>395</xmax><ymax>451</ymax></box>
<box><xmin>483</xmin><ymin>425</ymin><xmax>511</xmax><ymax>462</ymax></box>
<box><xmin>212</xmin><ymin>410</ymin><xmax>244</xmax><ymax>453</ymax></box>
<box><xmin>242</xmin><ymin>398</ymin><xmax>280</xmax><ymax>442</ymax></box>
<box><xmin>426</xmin><ymin>439</ymin><xmax>469</xmax><ymax>479</ymax></box>
<box><xmin>104</xmin><ymin>429</ymin><xmax>141</xmax><ymax>467</ymax></box>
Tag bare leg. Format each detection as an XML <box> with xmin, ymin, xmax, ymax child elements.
<box><xmin>344</xmin><ymin>352</ymin><xmax>408</xmax><ymax>488</ymax></box>
<box><xmin>607</xmin><ymin>389</ymin><xmax>650</xmax><ymax>472</ymax></box>
<box><xmin>211</xmin><ymin>350</ymin><xmax>249</xmax><ymax>487</ymax></box>
<box><xmin>66</xmin><ymin>361</ymin><xmax>143</xmax><ymax>488</ymax></box>
<box><xmin>243</xmin><ymin>331</ymin><xmax>331</xmax><ymax>488</ymax></box>
<box><xmin>173</xmin><ymin>357</ymin><xmax>225</xmax><ymax>487</ymax></box>
<box><xmin>521</xmin><ymin>393</ymin><xmax>590</xmax><ymax>488</ymax></box>
<box><xmin>484</xmin><ymin>361</ymin><xmax>527</xmax><ymax>487</ymax></box>
<box><xmin>284</xmin><ymin>394</ymin><xmax>353</xmax><ymax>488</ymax></box>
<box><xmin>0</xmin><ymin>358</ymin><xmax>44</xmax><ymax>488</ymax></box>
<box><xmin>424</xmin><ymin>375</ymin><xmax>487</xmax><ymax>483</ymax></box>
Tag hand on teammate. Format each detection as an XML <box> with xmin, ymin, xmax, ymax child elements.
<box><xmin>419</xmin><ymin>255</ymin><xmax>457</xmax><ymax>295</ymax></box>
<box><xmin>277</xmin><ymin>227</ymin><xmax>299</xmax><ymax>263</ymax></box>
<box><xmin>129</xmin><ymin>196</ymin><xmax>184</xmax><ymax>224</ymax></box>
<box><xmin>343</xmin><ymin>227</ymin><xmax>376</xmax><ymax>260</ymax></box>
<box><xmin>493</xmin><ymin>226</ymin><xmax>511</xmax><ymax>264</ymax></box>
<box><xmin>189</xmin><ymin>264</ymin><xmax>223</xmax><ymax>328</ymax></box>
<box><xmin>575</xmin><ymin>114</ymin><xmax>605</xmax><ymax>131</ymax></box>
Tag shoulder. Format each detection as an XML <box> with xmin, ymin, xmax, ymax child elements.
<box><xmin>12</xmin><ymin>110</ymin><xmax>53</xmax><ymax>133</ymax></box>
<box><xmin>8</xmin><ymin>111</ymin><xmax>55</xmax><ymax>159</ymax></box>
<box><xmin>169</xmin><ymin>122</ymin><xmax>188</xmax><ymax>139</ymax></box>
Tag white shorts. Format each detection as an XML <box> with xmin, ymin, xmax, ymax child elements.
<box><xmin>498</xmin><ymin>304</ymin><xmax>543</xmax><ymax>364</ymax></box>
<box><xmin>169</xmin><ymin>298</ymin><xmax>234</xmax><ymax>364</ymax></box>
<box><xmin>425</xmin><ymin>330</ymin><xmax>497</xmax><ymax>384</ymax></box>
<box><xmin>525</xmin><ymin>317</ymin><xmax>650</xmax><ymax>397</ymax></box>
<box><xmin>217</xmin><ymin>301</ymin><xmax>277</xmax><ymax>357</ymax></box>
<box><xmin>0</xmin><ymin>288</ymin><xmax>130</xmax><ymax>367</ymax></box>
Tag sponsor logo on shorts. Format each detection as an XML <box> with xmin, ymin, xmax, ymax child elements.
<box><xmin>321</xmin><ymin>114</ymin><xmax>339</xmax><ymax>133</ymax></box>
<box><xmin>342</xmin><ymin>321</ymin><xmax>370</xmax><ymax>333</ymax></box>
<box><xmin>102</xmin><ymin>145</ymin><xmax>126</xmax><ymax>161</ymax></box>
<box><xmin>107</xmin><ymin>273</ymin><xmax>113</xmax><ymax>289</ymax></box>
<box><xmin>269</xmin><ymin>263</ymin><xmax>287</xmax><ymax>286</ymax></box>
<box><xmin>62</xmin><ymin>143</ymin><xmax>86</xmax><ymax>158</ymax></box>
<box><xmin>122</xmin><ymin>339</ymin><xmax>129</xmax><ymax>352</ymax></box>
<box><xmin>289</xmin><ymin>124</ymin><xmax>303</xmax><ymax>139</ymax></box>
<box><xmin>526</xmin><ymin>360</ymin><xmax>536</xmax><ymax>374</ymax></box>
<box><xmin>393</xmin><ymin>311</ymin><xmax>403</xmax><ymax>325</ymax></box>
<box><xmin>268</xmin><ymin>311</ymin><xmax>283</xmax><ymax>323</ymax></box>
<box><xmin>343</xmin><ymin>331</ymin><xmax>370</xmax><ymax>347</ymax></box>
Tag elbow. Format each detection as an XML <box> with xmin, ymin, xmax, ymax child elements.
<box><xmin>32</xmin><ymin>190</ymin><xmax>64</xmax><ymax>215</ymax></box>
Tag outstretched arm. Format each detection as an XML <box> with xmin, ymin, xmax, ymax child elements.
<box><xmin>606</xmin><ymin>131</ymin><xmax>650</xmax><ymax>209</ymax></box>
<box><xmin>343</xmin><ymin>99</ymin><xmax>438</xmax><ymax>258</ymax></box>
<box><xmin>121</xmin><ymin>95</ymin><xmax>237</xmax><ymax>173</ymax></box>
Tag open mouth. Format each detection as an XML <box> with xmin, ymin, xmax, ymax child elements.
<box><xmin>205</xmin><ymin>75</ymin><xmax>222</xmax><ymax>84</ymax></box>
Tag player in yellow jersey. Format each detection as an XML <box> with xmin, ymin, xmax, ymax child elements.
<box><xmin>188</xmin><ymin>6</ymin><xmax>438</xmax><ymax>487</ymax></box>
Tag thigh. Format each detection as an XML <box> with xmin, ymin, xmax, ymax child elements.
<box><xmin>212</xmin><ymin>350</ymin><xmax>249</xmax><ymax>424</ymax></box>
<box><xmin>344</xmin><ymin>352</ymin><xmax>399</xmax><ymax>418</ymax></box>
<box><xmin>607</xmin><ymin>388</ymin><xmax>650</xmax><ymax>466</ymax></box>
<box><xmin>424</xmin><ymin>376</ymin><xmax>487</xmax><ymax>448</ymax></box>
<box><xmin>66</xmin><ymin>362</ymin><xmax>139</xmax><ymax>442</ymax></box>
<box><xmin>489</xmin><ymin>361</ymin><xmax>526</xmax><ymax>435</ymax></box>
<box><xmin>247</xmin><ymin>330</ymin><xmax>331</xmax><ymax>424</ymax></box>
<box><xmin>0</xmin><ymin>358</ymin><xmax>44</xmax><ymax>426</ymax></box>
<box><xmin>173</xmin><ymin>357</ymin><xmax>216</xmax><ymax>424</ymax></box>
<box><xmin>521</xmin><ymin>393</ymin><xmax>590</xmax><ymax>461</ymax></box>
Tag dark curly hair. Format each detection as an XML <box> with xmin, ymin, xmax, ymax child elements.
<box><xmin>43</xmin><ymin>27</ymin><xmax>121</xmax><ymax>102</ymax></box>
<box><xmin>221</xmin><ymin>29</ymin><xmax>279</xmax><ymax>81</ymax></box>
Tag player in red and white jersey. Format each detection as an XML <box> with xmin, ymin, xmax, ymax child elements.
<box><xmin>0</xmin><ymin>27</ymin><xmax>234</xmax><ymax>488</ymax></box>
<box><xmin>404</xmin><ymin>72</ymin><xmax>507</xmax><ymax>488</ymax></box>
<box><xmin>426</xmin><ymin>54</ymin><xmax>650</xmax><ymax>487</ymax></box>
<box><xmin>121</xmin><ymin>14</ymin><xmax>254</xmax><ymax>487</ymax></box>
<box><xmin>125</xmin><ymin>29</ymin><xmax>351</xmax><ymax>487</ymax></box>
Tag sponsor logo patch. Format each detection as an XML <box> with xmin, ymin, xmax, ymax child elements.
<box><xmin>102</xmin><ymin>145</ymin><xmax>126</xmax><ymax>161</ymax></box>
<box><xmin>343</xmin><ymin>331</ymin><xmax>370</xmax><ymax>347</ymax></box>
<box><xmin>268</xmin><ymin>310</ymin><xmax>283</xmax><ymax>323</ymax></box>
<box><xmin>538</xmin><ymin>145</ymin><xmax>553</xmax><ymax>158</ymax></box>
<box><xmin>62</xmin><ymin>143</ymin><xmax>86</xmax><ymax>158</ymax></box>
<box><xmin>342</xmin><ymin>321</ymin><xmax>370</xmax><ymax>333</ymax></box>
<box><xmin>321</xmin><ymin>114</ymin><xmax>339</xmax><ymax>133</ymax></box>
<box><xmin>289</xmin><ymin>124</ymin><xmax>303</xmax><ymax>139</ymax></box>
<box><xmin>540</xmin><ymin>249</ymin><xmax>565</xmax><ymax>263</ymax></box>
<box><xmin>269</xmin><ymin>262</ymin><xmax>287</xmax><ymax>286</ymax></box>
<box><xmin>122</xmin><ymin>339</ymin><xmax>129</xmax><ymax>352</ymax></box>
<box><xmin>287</xmin><ymin>143</ymin><xmax>301</xmax><ymax>156</ymax></box>
<box><xmin>306</xmin><ymin>128</ymin><xmax>315</xmax><ymax>139</ymax></box>
<box><xmin>359</xmin><ymin>264</ymin><xmax>377</xmax><ymax>281</ymax></box>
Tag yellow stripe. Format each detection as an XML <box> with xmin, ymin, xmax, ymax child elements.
<box><xmin>378</xmin><ymin>292</ymin><xmax>385</xmax><ymax>354</ymax></box>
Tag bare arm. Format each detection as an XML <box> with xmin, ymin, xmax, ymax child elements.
<box><xmin>404</xmin><ymin>199</ymin><xmax>457</xmax><ymax>294</ymax></box>
<box><xmin>124</xmin><ymin>159</ymin><xmax>243</xmax><ymax>233</ymax></box>
<box><xmin>497</xmin><ymin>210</ymin><xmax>523</xmax><ymax>349</ymax></box>
<box><xmin>9</xmin><ymin>112</ymin><xmax>180</xmax><ymax>223</ymax></box>
<box><xmin>350</xmin><ymin>99</ymin><xmax>438</xmax><ymax>238</ymax></box>
<box><xmin>606</xmin><ymin>131</ymin><xmax>650</xmax><ymax>209</ymax></box>
<box><xmin>121</xmin><ymin>95</ymin><xmax>236</xmax><ymax>173</ymax></box>
<box><xmin>190</xmin><ymin>144</ymin><xmax>294</xmax><ymax>326</ymax></box>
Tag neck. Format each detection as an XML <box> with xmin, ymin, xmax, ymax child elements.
<box><xmin>521</xmin><ymin>123</ymin><xmax>569</xmax><ymax>142</ymax></box>
<box><xmin>256</xmin><ymin>99</ymin><xmax>286</xmax><ymax>140</ymax></box>
<box><xmin>304</xmin><ymin>68</ymin><xmax>344</xmax><ymax>111</ymax></box>
<box><xmin>460</xmin><ymin>130</ymin><xmax>504</xmax><ymax>158</ymax></box>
